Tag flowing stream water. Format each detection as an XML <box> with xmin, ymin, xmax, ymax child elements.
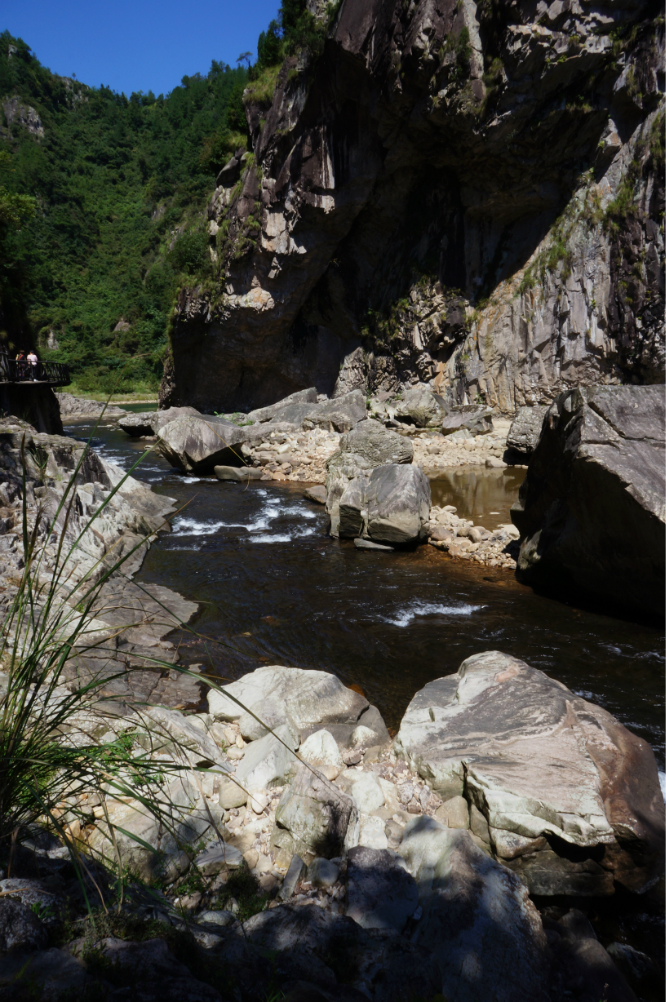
<box><xmin>67</xmin><ymin>415</ymin><xmax>665</xmax><ymax>775</ymax></box>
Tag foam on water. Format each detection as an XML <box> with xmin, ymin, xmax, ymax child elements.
<box><xmin>249</xmin><ymin>534</ymin><xmax>294</xmax><ymax>544</ymax></box>
<box><xmin>660</xmin><ymin>772</ymin><xmax>666</xmax><ymax>803</ymax></box>
<box><xmin>384</xmin><ymin>600</ymin><xmax>485</xmax><ymax>627</ymax></box>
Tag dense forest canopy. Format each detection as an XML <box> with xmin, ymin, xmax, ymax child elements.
<box><xmin>0</xmin><ymin>0</ymin><xmax>328</xmax><ymax>394</ymax></box>
<box><xmin>0</xmin><ymin>31</ymin><xmax>247</xmax><ymax>393</ymax></box>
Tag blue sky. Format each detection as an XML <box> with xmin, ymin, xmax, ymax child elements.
<box><xmin>3</xmin><ymin>0</ymin><xmax>281</xmax><ymax>96</ymax></box>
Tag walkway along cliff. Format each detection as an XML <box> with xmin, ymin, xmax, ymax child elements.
<box><xmin>160</xmin><ymin>0</ymin><xmax>665</xmax><ymax>415</ymax></box>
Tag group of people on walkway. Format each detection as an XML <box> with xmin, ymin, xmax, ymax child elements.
<box><xmin>14</xmin><ymin>350</ymin><xmax>40</xmax><ymax>381</ymax></box>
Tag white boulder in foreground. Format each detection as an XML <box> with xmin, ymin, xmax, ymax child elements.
<box><xmin>395</xmin><ymin>651</ymin><xmax>664</xmax><ymax>895</ymax></box>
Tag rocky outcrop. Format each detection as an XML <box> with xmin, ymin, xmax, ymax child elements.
<box><xmin>395</xmin><ymin>651</ymin><xmax>664</xmax><ymax>896</ymax></box>
<box><xmin>162</xmin><ymin>0</ymin><xmax>664</xmax><ymax>414</ymax></box>
<box><xmin>511</xmin><ymin>384</ymin><xmax>665</xmax><ymax>617</ymax></box>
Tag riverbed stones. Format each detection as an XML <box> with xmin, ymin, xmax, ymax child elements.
<box><xmin>207</xmin><ymin>666</ymin><xmax>369</xmax><ymax>742</ymax></box>
<box><xmin>395</xmin><ymin>651</ymin><xmax>665</xmax><ymax>895</ymax></box>
<box><xmin>156</xmin><ymin>415</ymin><xmax>248</xmax><ymax>473</ymax></box>
<box><xmin>346</xmin><ymin>772</ymin><xmax>385</xmax><ymax>814</ymax></box>
<box><xmin>511</xmin><ymin>385</ymin><xmax>666</xmax><ymax>617</ymax></box>
<box><xmin>346</xmin><ymin>846</ymin><xmax>419</xmax><ymax>932</ymax></box>
<box><xmin>399</xmin><ymin>818</ymin><xmax>550</xmax><ymax>1002</ymax></box>
<box><xmin>195</xmin><ymin>840</ymin><xmax>244</xmax><ymax>875</ymax></box>
<box><xmin>271</xmin><ymin>764</ymin><xmax>359</xmax><ymax>863</ymax></box>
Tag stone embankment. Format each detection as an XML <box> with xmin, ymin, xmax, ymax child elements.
<box><xmin>5</xmin><ymin>657</ymin><xmax>661</xmax><ymax>1000</ymax></box>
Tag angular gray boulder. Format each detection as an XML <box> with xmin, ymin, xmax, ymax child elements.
<box><xmin>119</xmin><ymin>405</ymin><xmax>200</xmax><ymax>438</ymax></box>
<box><xmin>207</xmin><ymin>665</ymin><xmax>369</xmax><ymax>742</ymax></box>
<box><xmin>247</xmin><ymin>388</ymin><xmax>366</xmax><ymax>433</ymax></box>
<box><xmin>326</xmin><ymin>419</ymin><xmax>413</xmax><ymax>535</ymax></box>
<box><xmin>156</xmin><ymin>414</ymin><xmax>248</xmax><ymax>473</ymax></box>
<box><xmin>248</xmin><ymin>387</ymin><xmax>318</xmax><ymax>424</ymax></box>
<box><xmin>511</xmin><ymin>386</ymin><xmax>665</xmax><ymax>617</ymax></box>
<box><xmin>394</xmin><ymin>384</ymin><xmax>445</xmax><ymax>428</ymax></box>
<box><xmin>506</xmin><ymin>405</ymin><xmax>548</xmax><ymax>457</ymax></box>
<box><xmin>338</xmin><ymin>464</ymin><xmax>431</xmax><ymax>545</ymax></box>
<box><xmin>399</xmin><ymin>818</ymin><xmax>550</xmax><ymax>1002</ymax></box>
<box><xmin>395</xmin><ymin>651</ymin><xmax>664</xmax><ymax>896</ymax></box>
<box><xmin>440</xmin><ymin>404</ymin><xmax>493</xmax><ymax>436</ymax></box>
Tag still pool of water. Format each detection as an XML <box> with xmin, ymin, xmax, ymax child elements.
<box><xmin>66</xmin><ymin>418</ymin><xmax>665</xmax><ymax>775</ymax></box>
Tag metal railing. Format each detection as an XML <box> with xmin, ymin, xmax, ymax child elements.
<box><xmin>0</xmin><ymin>355</ymin><xmax>70</xmax><ymax>386</ymax></box>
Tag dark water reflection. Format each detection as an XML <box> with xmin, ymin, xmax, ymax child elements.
<box><xmin>67</xmin><ymin>419</ymin><xmax>665</xmax><ymax>775</ymax></box>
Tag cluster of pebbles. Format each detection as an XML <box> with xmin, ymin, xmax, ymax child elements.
<box><xmin>427</xmin><ymin>503</ymin><xmax>521</xmax><ymax>569</ymax></box>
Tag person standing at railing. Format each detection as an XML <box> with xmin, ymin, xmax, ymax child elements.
<box><xmin>15</xmin><ymin>350</ymin><xmax>26</xmax><ymax>380</ymax></box>
<box><xmin>26</xmin><ymin>350</ymin><xmax>39</xmax><ymax>381</ymax></box>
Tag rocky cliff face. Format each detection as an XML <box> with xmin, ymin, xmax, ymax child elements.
<box><xmin>161</xmin><ymin>0</ymin><xmax>664</xmax><ymax>414</ymax></box>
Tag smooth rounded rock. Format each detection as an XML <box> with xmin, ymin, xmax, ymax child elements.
<box><xmin>308</xmin><ymin>857</ymin><xmax>340</xmax><ymax>888</ymax></box>
<box><xmin>349</xmin><ymin>771</ymin><xmax>385</xmax><ymax>813</ymax></box>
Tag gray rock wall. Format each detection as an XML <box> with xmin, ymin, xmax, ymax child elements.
<box><xmin>161</xmin><ymin>0</ymin><xmax>664</xmax><ymax>414</ymax></box>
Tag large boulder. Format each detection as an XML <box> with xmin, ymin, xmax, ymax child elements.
<box><xmin>394</xmin><ymin>384</ymin><xmax>446</xmax><ymax>428</ymax></box>
<box><xmin>338</xmin><ymin>464</ymin><xmax>431</xmax><ymax>545</ymax></box>
<box><xmin>395</xmin><ymin>651</ymin><xmax>664</xmax><ymax>895</ymax></box>
<box><xmin>326</xmin><ymin>419</ymin><xmax>414</xmax><ymax>535</ymax></box>
<box><xmin>207</xmin><ymin>666</ymin><xmax>369</xmax><ymax>742</ymax></box>
<box><xmin>506</xmin><ymin>405</ymin><xmax>548</xmax><ymax>457</ymax></box>
<box><xmin>346</xmin><ymin>846</ymin><xmax>419</xmax><ymax>932</ymax></box>
<box><xmin>247</xmin><ymin>389</ymin><xmax>366</xmax><ymax>433</ymax></box>
<box><xmin>156</xmin><ymin>414</ymin><xmax>248</xmax><ymax>473</ymax></box>
<box><xmin>399</xmin><ymin>818</ymin><xmax>550</xmax><ymax>1002</ymax></box>
<box><xmin>440</xmin><ymin>404</ymin><xmax>493</xmax><ymax>436</ymax></box>
<box><xmin>248</xmin><ymin>387</ymin><xmax>318</xmax><ymax>424</ymax></box>
<box><xmin>510</xmin><ymin>386</ymin><xmax>665</xmax><ymax>617</ymax></box>
<box><xmin>119</xmin><ymin>405</ymin><xmax>200</xmax><ymax>438</ymax></box>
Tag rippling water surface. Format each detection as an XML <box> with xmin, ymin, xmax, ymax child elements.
<box><xmin>67</xmin><ymin>418</ymin><xmax>665</xmax><ymax>769</ymax></box>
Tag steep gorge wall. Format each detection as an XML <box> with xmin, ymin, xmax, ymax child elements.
<box><xmin>161</xmin><ymin>0</ymin><xmax>664</xmax><ymax>414</ymax></box>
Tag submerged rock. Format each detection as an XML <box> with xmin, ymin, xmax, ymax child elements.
<box><xmin>511</xmin><ymin>385</ymin><xmax>665</xmax><ymax>617</ymax></box>
<box><xmin>395</xmin><ymin>650</ymin><xmax>664</xmax><ymax>896</ymax></box>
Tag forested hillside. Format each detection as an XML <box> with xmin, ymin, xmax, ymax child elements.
<box><xmin>0</xmin><ymin>31</ymin><xmax>247</xmax><ymax>394</ymax></box>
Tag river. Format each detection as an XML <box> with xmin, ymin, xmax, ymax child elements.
<box><xmin>66</xmin><ymin>414</ymin><xmax>665</xmax><ymax>780</ymax></box>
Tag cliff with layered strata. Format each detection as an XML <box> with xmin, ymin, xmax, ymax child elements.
<box><xmin>161</xmin><ymin>0</ymin><xmax>664</xmax><ymax>414</ymax></box>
